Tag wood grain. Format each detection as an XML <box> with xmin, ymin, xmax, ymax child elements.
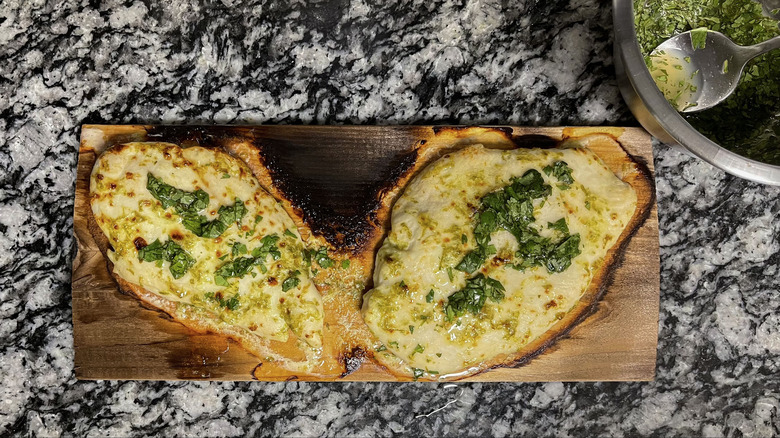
<box><xmin>72</xmin><ymin>125</ymin><xmax>659</xmax><ymax>382</ymax></box>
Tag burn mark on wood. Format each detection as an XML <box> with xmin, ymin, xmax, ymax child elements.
<box><xmin>340</xmin><ymin>346</ymin><xmax>367</xmax><ymax>378</ymax></box>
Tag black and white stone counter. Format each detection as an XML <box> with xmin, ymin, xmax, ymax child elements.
<box><xmin>1</xmin><ymin>0</ymin><xmax>779</xmax><ymax>436</ymax></box>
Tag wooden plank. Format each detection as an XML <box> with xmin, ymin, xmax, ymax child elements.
<box><xmin>72</xmin><ymin>125</ymin><xmax>658</xmax><ymax>381</ymax></box>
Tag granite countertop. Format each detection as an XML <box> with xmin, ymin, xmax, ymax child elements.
<box><xmin>2</xmin><ymin>0</ymin><xmax>780</xmax><ymax>436</ymax></box>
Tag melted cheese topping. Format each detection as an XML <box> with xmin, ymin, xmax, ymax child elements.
<box><xmin>90</xmin><ymin>143</ymin><xmax>324</xmax><ymax>357</ymax></box>
<box><xmin>362</xmin><ymin>145</ymin><xmax>637</xmax><ymax>377</ymax></box>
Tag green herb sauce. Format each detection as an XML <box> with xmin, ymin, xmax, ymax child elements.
<box><xmin>635</xmin><ymin>0</ymin><xmax>780</xmax><ymax>164</ymax></box>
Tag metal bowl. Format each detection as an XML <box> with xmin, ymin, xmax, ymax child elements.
<box><xmin>613</xmin><ymin>0</ymin><xmax>780</xmax><ymax>185</ymax></box>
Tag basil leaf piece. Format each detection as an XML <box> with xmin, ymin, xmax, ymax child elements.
<box><xmin>455</xmin><ymin>250</ymin><xmax>485</xmax><ymax>274</ymax></box>
<box><xmin>444</xmin><ymin>274</ymin><xmax>506</xmax><ymax>320</ymax></box>
<box><xmin>282</xmin><ymin>270</ymin><xmax>301</xmax><ymax>292</ymax></box>
<box><xmin>147</xmin><ymin>174</ymin><xmax>209</xmax><ymax>214</ymax></box>
<box><xmin>137</xmin><ymin>238</ymin><xmax>195</xmax><ymax>279</ymax></box>
<box><xmin>200</xmin><ymin>220</ymin><xmax>228</xmax><ymax>239</ymax></box>
<box><xmin>313</xmin><ymin>247</ymin><xmax>334</xmax><ymax>269</ymax></box>
<box><xmin>204</xmin><ymin>291</ymin><xmax>240</xmax><ymax>310</ymax></box>
<box><xmin>547</xmin><ymin>218</ymin><xmax>569</xmax><ymax>234</ymax></box>
<box><xmin>214</xmin><ymin>234</ymin><xmax>281</xmax><ymax>283</ymax></box>
<box><xmin>545</xmin><ymin>234</ymin><xmax>582</xmax><ymax>273</ymax></box>
<box><xmin>216</xmin><ymin>256</ymin><xmax>256</xmax><ymax>280</ymax></box>
<box><xmin>542</xmin><ymin>161</ymin><xmax>574</xmax><ymax>186</ymax></box>
<box><xmin>232</xmin><ymin>242</ymin><xmax>247</xmax><ymax>256</ymax></box>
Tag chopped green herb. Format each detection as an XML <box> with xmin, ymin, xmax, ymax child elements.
<box><xmin>453</xmin><ymin>167</ymin><xmax>580</xmax><ymax>284</ymax></box>
<box><xmin>146</xmin><ymin>174</ymin><xmax>209</xmax><ymax>214</ymax></box>
<box><xmin>690</xmin><ymin>27</ymin><xmax>708</xmax><ymax>50</ymax></box>
<box><xmin>376</xmin><ymin>345</ymin><xmax>387</xmax><ymax>352</ymax></box>
<box><xmin>199</xmin><ymin>199</ymin><xmax>247</xmax><ymax>239</ymax></box>
<box><xmin>215</xmin><ymin>234</ymin><xmax>281</xmax><ymax>281</ymax></box>
<box><xmin>215</xmin><ymin>256</ymin><xmax>257</xmax><ymax>281</ymax></box>
<box><xmin>544</xmin><ymin>234</ymin><xmax>582</xmax><ymax>273</ymax></box>
<box><xmin>284</xmin><ymin>229</ymin><xmax>297</xmax><ymax>238</ymax></box>
<box><xmin>427</xmin><ymin>370</ymin><xmax>439</xmax><ymax>375</ymax></box>
<box><xmin>225</xmin><ymin>295</ymin><xmax>240</xmax><ymax>310</ymax></box>
<box><xmin>412</xmin><ymin>368</ymin><xmax>424</xmax><ymax>379</ymax></box>
<box><xmin>205</xmin><ymin>291</ymin><xmax>240</xmax><ymax>310</ymax></box>
<box><xmin>232</xmin><ymin>242</ymin><xmax>247</xmax><ymax>256</ymax></box>
<box><xmin>455</xmin><ymin>250</ymin><xmax>485</xmax><ymax>274</ymax></box>
<box><xmin>512</xmin><ymin>232</ymin><xmax>581</xmax><ymax>273</ymax></box>
<box><xmin>313</xmin><ymin>247</ymin><xmax>335</xmax><ymax>269</ymax></box>
<box><xmin>409</xmin><ymin>325</ymin><xmax>415</xmax><ymax>334</ymax></box>
<box><xmin>282</xmin><ymin>270</ymin><xmax>301</xmax><ymax>292</ymax></box>
<box><xmin>444</xmin><ymin>274</ymin><xmax>506</xmax><ymax>321</ymax></box>
<box><xmin>461</xmin><ymin>234</ymin><xmax>467</xmax><ymax>244</ymax></box>
<box><xmin>389</xmin><ymin>341</ymin><xmax>399</xmax><ymax>349</ymax></box>
<box><xmin>426</xmin><ymin>289</ymin><xmax>435</xmax><ymax>303</ymax></box>
<box><xmin>255</xmin><ymin>215</ymin><xmax>263</xmax><ymax>224</ymax></box>
<box><xmin>436</xmin><ymin>353</ymin><xmax>442</xmax><ymax>357</ymax></box>
<box><xmin>214</xmin><ymin>275</ymin><xmax>229</xmax><ymax>287</ymax></box>
<box><xmin>147</xmin><ymin>174</ymin><xmax>246</xmax><ymax>239</ymax></box>
<box><xmin>341</xmin><ymin>259</ymin><xmax>350</xmax><ymax>269</ymax></box>
<box><xmin>137</xmin><ymin>238</ymin><xmax>195</xmax><ymax>279</ymax></box>
<box><xmin>399</xmin><ymin>280</ymin><xmax>406</xmax><ymax>289</ymax></box>
<box><xmin>251</xmin><ymin>234</ymin><xmax>282</xmax><ymax>260</ymax></box>
<box><xmin>542</xmin><ymin>161</ymin><xmax>574</xmax><ymax>186</ymax></box>
<box><xmin>456</xmin><ymin>169</ymin><xmax>550</xmax><ymax>275</ymax></box>
<box><xmin>547</xmin><ymin>218</ymin><xmax>569</xmax><ymax>234</ymax></box>
<box><xmin>447</xmin><ymin>267</ymin><xmax>454</xmax><ymax>282</ymax></box>
<box><xmin>222</xmin><ymin>173</ymin><xmax>231</xmax><ymax>179</ymax></box>
<box><xmin>412</xmin><ymin>344</ymin><xmax>424</xmax><ymax>354</ymax></box>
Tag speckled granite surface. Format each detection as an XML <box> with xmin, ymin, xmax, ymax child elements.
<box><xmin>1</xmin><ymin>0</ymin><xmax>779</xmax><ymax>436</ymax></box>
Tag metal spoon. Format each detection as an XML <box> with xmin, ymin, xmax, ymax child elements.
<box><xmin>649</xmin><ymin>30</ymin><xmax>780</xmax><ymax>112</ymax></box>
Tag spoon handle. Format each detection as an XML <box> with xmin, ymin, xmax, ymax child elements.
<box><xmin>744</xmin><ymin>36</ymin><xmax>780</xmax><ymax>61</ymax></box>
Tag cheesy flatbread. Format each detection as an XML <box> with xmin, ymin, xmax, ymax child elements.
<box><xmin>90</xmin><ymin>142</ymin><xmax>332</xmax><ymax>374</ymax></box>
<box><xmin>362</xmin><ymin>144</ymin><xmax>637</xmax><ymax>379</ymax></box>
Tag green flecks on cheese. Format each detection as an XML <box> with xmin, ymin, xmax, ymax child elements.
<box><xmin>90</xmin><ymin>142</ymin><xmax>324</xmax><ymax>350</ymax></box>
<box><xmin>362</xmin><ymin>145</ymin><xmax>637</xmax><ymax>376</ymax></box>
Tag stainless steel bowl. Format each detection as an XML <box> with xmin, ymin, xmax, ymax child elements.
<box><xmin>613</xmin><ymin>0</ymin><xmax>780</xmax><ymax>185</ymax></box>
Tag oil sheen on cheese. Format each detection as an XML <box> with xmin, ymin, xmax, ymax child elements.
<box><xmin>90</xmin><ymin>142</ymin><xmax>324</xmax><ymax>367</ymax></box>
<box><xmin>362</xmin><ymin>145</ymin><xmax>637</xmax><ymax>378</ymax></box>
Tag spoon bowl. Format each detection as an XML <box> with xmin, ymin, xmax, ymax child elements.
<box><xmin>650</xmin><ymin>30</ymin><xmax>780</xmax><ymax>112</ymax></box>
